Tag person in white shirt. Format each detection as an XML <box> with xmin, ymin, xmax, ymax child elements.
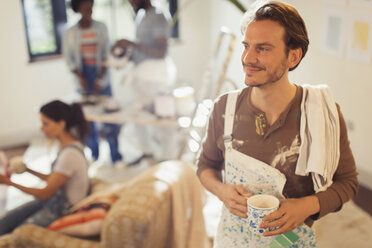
<box><xmin>115</xmin><ymin>0</ymin><xmax>178</xmax><ymax>162</ymax></box>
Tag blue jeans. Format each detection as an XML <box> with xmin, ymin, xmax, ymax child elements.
<box><xmin>0</xmin><ymin>200</ymin><xmax>42</xmax><ymax>235</ymax></box>
<box><xmin>87</xmin><ymin>122</ymin><xmax>122</xmax><ymax>162</ymax></box>
<box><xmin>82</xmin><ymin>64</ymin><xmax>123</xmax><ymax>163</ymax></box>
<box><xmin>0</xmin><ymin>190</ymin><xmax>71</xmax><ymax>235</ymax></box>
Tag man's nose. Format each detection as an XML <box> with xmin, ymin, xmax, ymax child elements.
<box><xmin>242</xmin><ymin>47</ymin><xmax>257</xmax><ymax>64</ymax></box>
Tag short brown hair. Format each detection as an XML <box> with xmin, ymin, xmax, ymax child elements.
<box><xmin>241</xmin><ymin>1</ymin><xmax>309</xmax><ymax>71</ymax></box>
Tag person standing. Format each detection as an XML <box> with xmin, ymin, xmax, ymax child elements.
<box><xmin>197</xmin><ymin>1</ymin><xmax>358</xmax><ymax>247</ymax></box>
<box><xmin>63</xmin><ymin>0</ymin><xmax>123</xmax><ymax>165</ymax></box>
<box><xmin>115</xmin><ymin>0</ymin><xmax>178</xmax><ymax>162</ymax></box>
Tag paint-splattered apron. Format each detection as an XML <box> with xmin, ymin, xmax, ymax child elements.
<box><xmin>214</xmin><ymin>91</ymin><xmax>317</xmax><ymax>248</ymax></box>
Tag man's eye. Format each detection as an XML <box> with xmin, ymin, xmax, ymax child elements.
<box><xmin>258</xmin><ymin>47</ymin><xmax>268</xmax><ymax>52</ymax></box>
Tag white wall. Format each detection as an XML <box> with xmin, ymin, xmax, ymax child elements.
<box><xmin>285</xmin><ymin>0</ymin><xmax>372</xmax><ymax>189</ymax></box>
<box><xmin>206</xmin><ymin>0</ymin><xmax>250</xmax><ymax>90</ymax></box>
<box><xmin>169</xmin><ymin>0</ymin><xmax>211</xmax><ymax>87</ymax></box>
<box><xmin>0</xmin><ymin>0</ymin><xmax>76</xmax><ymax>147</ymax></box>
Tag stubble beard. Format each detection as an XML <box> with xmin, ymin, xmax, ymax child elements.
<box><xmin>244</xmin><ymin>58</ymin><xmax>288</xmax><ymax>88</ymax></box>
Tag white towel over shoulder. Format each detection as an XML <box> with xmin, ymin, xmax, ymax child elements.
<box><xmin>296</xmin><ymin>84</ymin><xmax>340</xmax><ymax>193</ymax></box>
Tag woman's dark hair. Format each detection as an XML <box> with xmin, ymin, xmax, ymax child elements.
<box><xmin>40</xmin><ymin>100</ymin><xmax>89</xmax><ymax>142</ymax></box>
<box><xmin>241</xmin><ymin>1</ymin><xmax>309</xmax><ymax>71</ymax></box>
<box><xmin>71</xmin><ymin>0</ymin><xmax>94</xmax><ymax>13</ymax></box>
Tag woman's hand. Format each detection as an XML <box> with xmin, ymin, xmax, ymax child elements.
<box><xmin>260</xmin><ymin>196</ymin><xmax>320</xmax><ymax>236</ymax></box>
<box><xmin>218</xmin><ymin>184</ymin><xmax>252</xmax><ymax>218</ymax></box>
<box><xmin>9</xmin><ymin>156</ymin><xmax>27</xmax><ymax>174</ymax></box>
<box><xmin>0</xmin><ymin>174</ymin><xmax>11</xmax><ymax>185</ymax></box>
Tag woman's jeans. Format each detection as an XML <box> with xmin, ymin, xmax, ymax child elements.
<box><xmin>0</xmin><ymin>190</ymin><xmax>71</xmax><ymax>235</ymax></box>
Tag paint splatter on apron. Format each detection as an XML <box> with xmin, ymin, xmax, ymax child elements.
<box><xmin>214</xmin><ymin>91</ymin><xmax>316</xmax><ymax>248</ymax></box>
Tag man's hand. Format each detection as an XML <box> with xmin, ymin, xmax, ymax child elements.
<box><xmin>0</xmin><ymin>174</ymin><xmax>11</xmax><ymax>185</ymax></box>
<box><xmin>260</xmin><ymin>196</ymin><xmax>320</xmax><ymax>236</ymax></box>
<box><xmin>115</xmin><ymin>39</ymin><xmax>134</xmax><ymax>50</ymax></box>
<box><xmin>72</xmin><ymin>70</ymin><xmax>88</xmax><ymax>91</ymax></box>
<box><xmin>93</xmin><ymin>79</ymin><xmax>102</xmax><ymax>94</ymax></box>
<box><xmin>218</xmin><ymin>184</ymin><xmax>252</xmax><ymax>218</ymax></box>
<box><xmin>79</xmin><ymin>76</ymin><xmax>88</xmax><ymax>90</ymax></box>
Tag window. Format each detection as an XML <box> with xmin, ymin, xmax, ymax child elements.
<box><xmin>22</xmin><ymin>0</ymin><xmax>179</xmax><ymax>62</ymax></box>
<box><xmin>21</xmin><ymin>0</ymin><xmax>67</xmax><ymax>61</ymax></box>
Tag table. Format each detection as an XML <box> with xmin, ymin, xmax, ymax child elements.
<box><xmin>63</xmin><ymin>93</ymin><xmax>184</xmax><ymax>128</ymax></box>
<box><xmin>62</xmin><ymin>93</ymin><xmax>199</xmax><ymax>160</ymax></box>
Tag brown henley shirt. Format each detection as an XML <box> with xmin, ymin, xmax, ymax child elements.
<box><xmin>197</xmin><ymin>85</ymin><xmax>359</xmax><ymax>226</ymax></box>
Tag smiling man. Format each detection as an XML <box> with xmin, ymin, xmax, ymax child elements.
<box><xmin>197</xmin><ymin>1</ymin><xmax>358</xmax><ymax>247</ymax></box>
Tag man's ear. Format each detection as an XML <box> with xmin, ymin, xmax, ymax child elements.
<box><xmin>288</xmin><ymin>47</ymin><xmax>302</xmax><ymax>70</ymax></box>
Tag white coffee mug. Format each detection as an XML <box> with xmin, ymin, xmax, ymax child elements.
<box><xmin>247</xmin><ymin>194</ymin><xmax>280</xmax><ymax>236</ymax></box>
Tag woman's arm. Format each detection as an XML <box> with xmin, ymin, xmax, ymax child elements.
<box><xmin>3</xmin><ymin>171</ymin><xmax>68</xmax><ymax>200</ymax></box>
<box><xmin>25</xmin><ymin>167</ymin><xmax>49</xmax><ymax>181</ymax></box>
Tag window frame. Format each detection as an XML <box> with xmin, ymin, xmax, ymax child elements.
<box><xmin>169</xmin><ymin>0</ymin><xmax>179</xmax><ymax>38</ymax></box>
<box><xmin>21</xmin><ymin>0</ymin><xmax>67</xmax><ymax>62</ymax></box>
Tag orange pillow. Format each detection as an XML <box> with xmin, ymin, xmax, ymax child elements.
<box><xmin>48</xmin><ymin>202</ymin><xmax>110</xmax><ymax>237</ymax></box>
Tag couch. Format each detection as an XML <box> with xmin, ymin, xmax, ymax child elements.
<box><xmin>0</xmin><ymin>160</ymin><xmax>210</xmax><ymax>248</ymax></box>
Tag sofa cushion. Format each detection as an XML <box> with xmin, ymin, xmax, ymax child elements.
<box><xmin>48</xmin><ymin>196</ymin><xmax>117</xmax><ymax>237</ymax></box>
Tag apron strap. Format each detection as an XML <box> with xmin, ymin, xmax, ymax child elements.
<box><xmin>59</xmin><ymin>144</ymin><xmax>85</xmax><ymax>157</ymax></box>
<box><xmin>224</xmin><ymin>91</ymin><xmax>239</xmax><ymax>146</ymax></box>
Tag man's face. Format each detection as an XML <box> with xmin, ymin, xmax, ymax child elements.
<box><xmin>129</xmin><ymin>0</ymin><xmax>146</xmax><ymax>12</ymax></box>
<box><xmin>241</xmin><ymin>20</ymin><xmax>290</xmax><ymax>88</ymax></box>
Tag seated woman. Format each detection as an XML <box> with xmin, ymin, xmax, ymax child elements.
<box><xmin>0</xmin><ymin>100</ymin><xmax>90</xmax><ymax>235</ymax></box>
